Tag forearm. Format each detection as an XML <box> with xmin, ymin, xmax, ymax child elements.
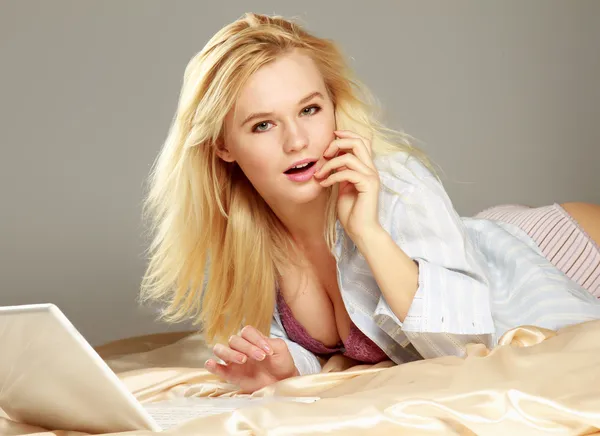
<box><xmin>353</xmin><ymin>226</ymin><xmax>419</xmax><ymax>322</ymax></box>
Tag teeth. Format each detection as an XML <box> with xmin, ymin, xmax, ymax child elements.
<box><xmin>293</xmin><ymin>163</ymin><xmax>309</xmax><ymax>169</ymax></box>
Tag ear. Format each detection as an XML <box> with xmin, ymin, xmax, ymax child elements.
<box><xmin>214</xmin><ymin>139</ymin><xmax>235</xmax><ymax>163</ymax></box>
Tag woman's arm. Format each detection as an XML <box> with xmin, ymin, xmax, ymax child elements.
<box><xmin>352</xmin><ymin>227</ymin><xmax>419</xmax><ymax>322</ymax></box>
<box><xmin>368</xmin><ymin>153</ymin><xmax>496</xmax><ymax>358</ymax></box>
<box><xmin>314</xmin><ymin>129</ymin><xmax>495</xmax><ymax>359</ymax></box>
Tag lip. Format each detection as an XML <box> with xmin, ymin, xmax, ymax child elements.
<box><xmin>283</xmin><ymin>158</ymin><xmax>319</xmax><ymax>183</ymax></box>
<box><xmin>284</xmin><ymin>158</ymin><xmax>317</xmax><ymax>173</ymax></box>
<box><xmin>285</xmin><ymin>163</ymin><xmax>318</xmax><ymax>182</ymax></box>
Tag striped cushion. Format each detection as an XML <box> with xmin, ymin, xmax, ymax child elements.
<box><xmin>476</xmin><ymin>203</ymin><xmax>600</xmax><ymax>297</ymax></box>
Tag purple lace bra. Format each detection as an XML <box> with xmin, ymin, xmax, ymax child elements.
<box><xmin>276</xmin><ymin>292</ymin><xmax>389</xmax><ymax>364</ymax></box>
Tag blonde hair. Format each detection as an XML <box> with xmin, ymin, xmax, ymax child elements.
<box><xmin>140</xmin><ymin>12</ymin><xmax>431</xmax><ymax>345</ymax></box>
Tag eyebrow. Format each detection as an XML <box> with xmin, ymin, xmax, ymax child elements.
<box><xmin>240</xmin><ymin>91</ymin><xmax>324</xmax><ymax>127</ymax></box>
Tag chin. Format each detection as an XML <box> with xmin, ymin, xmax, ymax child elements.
<box><xmin>286</xmin><ymin>180</ymin><xmax>327</xmax><ymax>205</ymax></box>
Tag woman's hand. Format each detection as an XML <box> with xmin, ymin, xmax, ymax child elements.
<box><xmin>204</xmin><ymin>325</ymin><xmax>299</xmax><ymax>393</ymax></box>
<box><xmin>314</xmin><ymin>129</ymin><xmax>382</xmax><ymax>241</ymax></box>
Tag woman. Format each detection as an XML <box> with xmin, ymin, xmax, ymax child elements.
<box><xmin>140</xmin><ymin>13</ymin><xmax>600</xmax><ymax>393</ymax></box>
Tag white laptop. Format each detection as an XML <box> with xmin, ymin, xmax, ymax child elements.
<box><xmin>0</xmin><ymin>304</ymin><xmax>318</xmax><ymax>433</ymax></box>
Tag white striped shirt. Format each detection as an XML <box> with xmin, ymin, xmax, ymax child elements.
<box><xmin>270</xmin><ymin>151</ymin><xmax>600</xmax><ymax>375</ymax></box>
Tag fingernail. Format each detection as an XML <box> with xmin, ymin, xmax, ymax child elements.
<box><xmin>205</xmin><ymin>359</ymin><xmax>213</xmax><ymax>368</ymax></box>
<box><xmin>254</xmin><ymin>350</ymin><xmax>266</xmax><ymax>361</ymax></box>
<box><xmin>262</xmin><ymin>342</ymin><xmax>272</xmax><ymax>355</ymax></box>
<box><xmin>237</xmin><ymin>355</ymin><xmax>247</xmax><ymax>364</ymax></box>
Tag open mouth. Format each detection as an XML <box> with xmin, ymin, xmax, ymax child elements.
<box><xmin>284</xmin><ymin>161</ymin><xmax>316</xmax><ymax>175</ymax></box>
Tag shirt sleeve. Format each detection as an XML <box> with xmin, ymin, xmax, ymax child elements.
<box><xmin>372</xmin><ymin>152</ymin><xmax>496</xmax><ymax>358</ymax></box>
<box><xmin>270</xmin><ymin>313</ymin><xmax>322</xmax><ymax>376</ymax></box>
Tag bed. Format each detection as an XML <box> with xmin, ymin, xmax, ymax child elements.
<box><xmin>2</xmin><ymin>320</ymin><xmax>600</xmax><ymax>435</ymax></box>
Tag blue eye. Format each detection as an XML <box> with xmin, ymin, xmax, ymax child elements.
<box><xmin>251</xmin><ymin>105</ymin><xmax>321</xmax><ymax>133</ymax></box>
<box><xmin>252</xmin><ymin>121</ymin><xmax>273</xmax><ymax>133</ymax></box>
<box><xmin>302</xmin><ymin>105</ymin><xmax>321</xmax><ymax>116</ymax></box>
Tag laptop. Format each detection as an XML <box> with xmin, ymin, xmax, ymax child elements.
<box><xmin>0</xmin><ymin>304</ymin><xmax>318</xmax><ymax>433</ymax></box>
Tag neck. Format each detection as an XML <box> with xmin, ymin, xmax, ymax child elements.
<box><xmin>270</xmin><ymin>191</ymin><xmax>331</xmax><ymax>250</ymax></box>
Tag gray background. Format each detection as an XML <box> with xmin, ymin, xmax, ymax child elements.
<box><xmin>1</xmin><ymin>1</ymin><xmax>598</xmax><ymax>346</ymax></box>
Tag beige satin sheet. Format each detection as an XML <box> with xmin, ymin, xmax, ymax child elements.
<box><xmin>2</xmin><ymin>320</ymin><xmax>600</xmax><ymax>435</ymax></box>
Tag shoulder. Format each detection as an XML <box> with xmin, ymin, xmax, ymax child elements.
<box><xmin>370</xmin><ymin>150</ymin><xmax>456</xmax><ymax>235</ymax></box>
<box><xmin>373</xmin><ymin>150</ymin><xmax>439</xmax><ymax>196</ymax></box>
<box><xmin>374</xmin><ymin>149</ymin><xmax>436</xmax><ymax>178</ymax></box>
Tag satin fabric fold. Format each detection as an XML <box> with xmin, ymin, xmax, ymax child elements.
<box><xmin>3</xmin><ymin>321</ymin><xmax>600</xmax><ymax>435</ymax></box>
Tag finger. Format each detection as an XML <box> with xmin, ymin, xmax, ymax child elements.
<box><xmin>333</xmin><ymin>130</ymin><xmax>373</xmax><ymax>155</ymax></box>
<box><xmin>315</xmin><ymin>153</ymin><xmax>373</xmax><ymax>179</ymax></box>
<box><xmin>212</xmin><ymin>343</ymin><xmax>248</xmax><ymax>364</ymax></box>
<box><xmin>267</xmin><ymin>337</ymin><xmax>291</xmax><ymax>355</ymax></box>
<box><xmin>240</xmin><ymin>325</ymin><xmax>273</xmax><ymax>356</ymax></box>
<box><xmin>320</xmin><ymin>170</ymin><xmax>374</xmax><ymax>192</ymax></box>
<box><xmin>204</xmin><ymin>358</ymin><xmax>234</xmax><ymax>380</ymax></box>
<box><xmin>229</xmin><ymin>335</ymin><xmax>267</xmax><ymax>362</ymax></box>
<box><xmin>323</xmin><ymin>138</ymin><xmax>374</xmax><ymax>170</ymax></box>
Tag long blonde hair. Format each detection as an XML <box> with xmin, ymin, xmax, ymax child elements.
<box><xmin>140</xmin><ymin>12</ymin><xmax>430</xmax><ymax>345</ymax></box>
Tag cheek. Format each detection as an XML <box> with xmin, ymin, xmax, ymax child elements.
<box><xmin>314</xmin><ymin>114</ymin><xmax>337</xmax><ymax>150</ymax></box>
<box><xmin>235</xmin><ymin>147</ymin><xmax>279</xmax><ymax>186</ymax></box>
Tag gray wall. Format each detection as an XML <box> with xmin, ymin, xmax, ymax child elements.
<box><xmin>1</xmin><ymin>1</ymin><xmax>598</xmax><ymax>346</ymax></box>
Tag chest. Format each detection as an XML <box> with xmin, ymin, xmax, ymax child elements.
<box><xmin>278</xmin><ymin>250</ymin><xmax>352</xmax><ymax>347</ymax></box>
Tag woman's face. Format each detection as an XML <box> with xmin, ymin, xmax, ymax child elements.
<box><xmin>220</xmin><ymin>50</ymin><xmax>336</xmax><ymax>207</ymax></box>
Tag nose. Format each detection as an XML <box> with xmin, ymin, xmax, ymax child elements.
<box><xmin>282</xmin><ymin>121</ymin><xmax>308</xmax><ymax>154</ymax></box>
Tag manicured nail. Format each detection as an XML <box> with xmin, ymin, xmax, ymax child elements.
<box><xmin>254</xmin><ymin>350</ymin><xmax>266</xmax><ymax>361</ymax></box>
<box><xmin>237</xmin><ymin>355</ymin><xmax>247</xmax><ymax>364</ymax></box>
<box><xmin>262</xmin><ymin>342</ymin><xmax>272</xmax><ymax>355</ymax></box>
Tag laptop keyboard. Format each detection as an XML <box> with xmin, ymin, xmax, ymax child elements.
<box><xmin>143</xmin><ymin>396</ymin><xmax>319</xmax><ymax>430</ymax></box>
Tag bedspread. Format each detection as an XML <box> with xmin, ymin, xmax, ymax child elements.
<box><xmin>2</xmin><ymin>320</ymin><xmax>600</xmax><ymax>435</ymax></box>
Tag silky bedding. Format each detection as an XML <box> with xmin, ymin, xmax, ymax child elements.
<box><xmin>1</xmin><ymin>320</ymin><xmax>600</xmax><ymax>435</ymax></box>
<box><xmin>3</xmin><ymin>204</ymin><xmax>600</xmax><ymax>435</ymax></box>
